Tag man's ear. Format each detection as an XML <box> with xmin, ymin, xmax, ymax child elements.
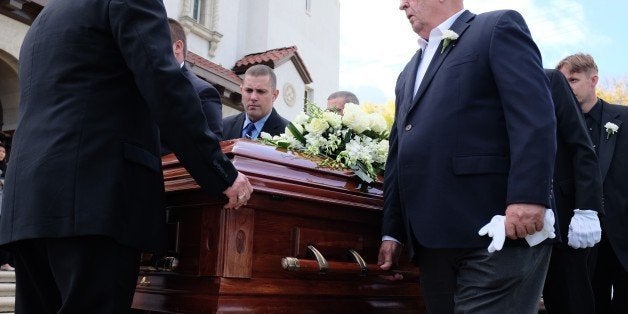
<box><xmin>173</xmin><ymin>40</ymin><xmax>184</xmax><ymax>56</ymax></box>
<box><xmin>591</xmin><ymin>74</ymin><xmax>599</xmax><ymax>87</ymax></box>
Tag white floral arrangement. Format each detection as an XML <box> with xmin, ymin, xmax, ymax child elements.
<box><xmin>259</xmin><ymin>101</ymin><xmax>395</xmax><ymax>183</ymax></box>
<box><xmin>441</xmin><ymin>29</ymin><xmax>459</xmax><ymax>53</ymax></box>
<box><xmin>604</xmin><ymin>122</ymin><xmax>619</xmax><ymax>139</ymax></box>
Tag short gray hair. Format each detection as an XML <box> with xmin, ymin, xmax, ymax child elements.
<box><xmin>244</xmin><ymin>64</ymin><xmax>277</xmax><ymax>90</ymax></box>
<box><xmin>327</xmin><ymin>91</ymin><xmax>359</xmax><ymax>105</ymax></box>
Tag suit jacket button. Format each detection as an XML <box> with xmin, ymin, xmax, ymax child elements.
<box><xmin>405</xmin><ymin>124</ymin><xmax>412</xmax><ymax>131</ymax></box>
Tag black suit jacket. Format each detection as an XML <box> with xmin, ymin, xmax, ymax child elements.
<box><xmin>0</xmin><ymin>0</ymin><xmax>237</xmax><ymax>252</ymax></box>
<box><xmin>222</xmin><ymin>108</ymin><xmax>289</xmax><ymax>140</ymax></box>
<box><xmin>382</xmin><ymin>10</ymin><xmax>556</xmax><ymax>253</ymax></box>
<box><xmin>182</xmin><ymin>65</ymin><xmax>223</xmax><ymax>139</ymax></box>
<box><xmin>596</xmin><ymin>100</ymin><xmax>628</xmax><ymax>269</ymax></box>
<box><xmin>546</xmin><ymin>69</ymin><xmax>603</xmax><ymax>244</ymax></box>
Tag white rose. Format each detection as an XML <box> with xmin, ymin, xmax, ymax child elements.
<box><xmin>605</xmin><ymin>122</ymin><xmax>619</xmax><ymax>133</ymax></box>
<box><xmin>369</xmin><ymin>113</ymin><xmax>388</xmax><ymax>134</ymax></box>
<box><xmin>293</xmin><ymin>113</ymin><xmax>310</xmax><ymax>126</ymax></box>
<box><xmin>305</xmin><ymin>117</ymin><xmax>329</xmax><ymax>136</ymax></box>
<box><xmin>342</xmin><ymin>103</ymin><xmax>370</xmax><ymax>134</ymax></box>
<box><xmin>322</xmin><ymin>111</ymin><xmax>342</xmax><ymax>129</ymax></box>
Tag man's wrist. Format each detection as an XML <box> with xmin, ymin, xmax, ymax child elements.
<box><xmin>382</xmin><ymin>235</ymin><xmax>401</xmax><ymax>244</ymax></box>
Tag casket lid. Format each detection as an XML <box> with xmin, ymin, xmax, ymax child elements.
<box><xmin>162</xmin><ymin>139</ymin><xmax>383</xmax><ymax>209</ymax></box>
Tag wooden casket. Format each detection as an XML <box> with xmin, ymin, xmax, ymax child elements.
<box><xmin>131</xmin><ymin>139</ymin><xmax>424</xmax><ymax>313</ymax></box>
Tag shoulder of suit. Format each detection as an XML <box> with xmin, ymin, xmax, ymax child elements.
<box><xmin>600</xmin><ymin>99</ymin><xmax>628</xmax><ymax>118</ymax></box>
<box><xmin>607</xmin><ymin>101</ymin><xmax>628</xmax><ymax>113</ymax></box>
<box><xmin>223</xmin><ymin>112</ymin><xmax>244</xmax><ymax>124</ymax></box>
<box><xmin>271</xmin><ymin>109</ymin><xmax>290</xmax><ymax>124</ymax></box>
<box><xmin>475</xmin><ymin>9</ymin><xmax>524</xmax><ymax>24</ymax></box>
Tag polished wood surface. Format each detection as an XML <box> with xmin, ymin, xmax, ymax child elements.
<box><xmin>132</xmin><ymin>139</ymin><xmax>424</xmax><ymax>313</ymax></box>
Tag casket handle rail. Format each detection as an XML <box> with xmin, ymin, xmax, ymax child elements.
<box><xmin>281</xmin><ymin>246</ymin><xmax>418</xmax><ymax>279</ymax></box>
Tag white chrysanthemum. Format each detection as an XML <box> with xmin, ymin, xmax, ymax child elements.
<box><xmin>342</xmin><ymin>136</ymin><xmax>374</xmax><ymax>166</ymax></box>
<box><xmin>368</xmin><ymin>113</ymin><xmax>388</xmax><ymax>134</ymax></box>
<box><xmin>305</xmin><ymin>117</ymin><xmax>329</xmax><ymax>136</ymax></box>
<box><xmin>322</xmin><ymin>133</ymin><xmax>341</xmax><ymax>155</ymax></box>
<box><xmin>304</xmin><ymin>133</ymin><xmax>325</xmax><ymax>155</ymax></box>
<box><xmin>342</xmin><ymin>103</ymin><xmax>370</xmax><ymax>134</ymax></box>
<box><xmin>322</xmin><ymin>111</ymin><xmax>342</xmax><ymax>129</ymax></box>
<box><xmin>374</xmin><ymin>139</ymin><xmax>389</xmax><ymax>164</ymax></box>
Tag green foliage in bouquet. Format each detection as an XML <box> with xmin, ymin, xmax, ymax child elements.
<box><xmin>259</xmin><ymin>101</ymin><xmax>394</xmax><ymax>183</ymax></box>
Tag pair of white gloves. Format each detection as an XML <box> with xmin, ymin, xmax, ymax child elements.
<box><xmin>478</xmin><ymin>209</ymin><xmax>601</xmax><ymax>252</ymax></box>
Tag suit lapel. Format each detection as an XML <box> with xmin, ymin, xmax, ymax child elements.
<box><xmin>598</xmin><ymin>101</ymin><xmax>622</xmax><ymax>180</ymax></box>
<box><xmin>261</xmin><ymin>109</ymin><xmax>281</xmax><ymax>134</ymax></box>
<box><xmin>406</xmin><ymin>10</ymin><xmax>473</xmax><ymax>116</ymax></box>
<box><xmin>231</xmin><ymin>113</ymin><xmax>246</xmax><ymax>138</ymax></box>
<box><xmin>401</xmin><ymin>49</ymin><xmax>422</xmax><ymax>115</ymax></box>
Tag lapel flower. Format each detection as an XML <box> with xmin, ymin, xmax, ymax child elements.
<box><xmin>441</xmin><ymin>30</ymin><xmax>459</xmax><ymax>53</ymax></box>
<box><xmin>604</xmin><ymin>122</ymin><xmax>619</xmax><ymax>139</ymax></box>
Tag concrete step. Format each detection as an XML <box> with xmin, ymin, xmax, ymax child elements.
<box><xmin>0</xmin><ymin>296</ymin><xmax>14</xmax><ymax>313</ymax></box>
<box><xmin>0</xmin><ymin>283</ymin><xmax>14</xmax><ymax>297</ymax></box>
<box><xmin>0</xmin><ymin>272</ymin><xmax>14</xmax><ymax>284</ymax></box>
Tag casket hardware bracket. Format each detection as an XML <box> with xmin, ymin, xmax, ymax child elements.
<box><xmin>307</xmin><ymin>245</ymin><xmax>329</xmax><ymax>273</ymax></box>
<box><xmin>348</xmin><ymin>249</ymin><xmax>368</xmax><ymax>276</ymax></box>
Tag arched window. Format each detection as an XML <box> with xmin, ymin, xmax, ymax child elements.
<box><xmin>180</xmin><ymin>0</ymin><xmax>222</xmax><ymax>58</ymax></box>
<box><xmin>192</xmin><ymin>0</ymin><xmax>203</xmax><ymax>22</ymax></box>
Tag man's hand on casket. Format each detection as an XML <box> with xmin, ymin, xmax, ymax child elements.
<box><xmin>378</xmin><ymin>240</ymin><xmax>403</xmax><ymax>281</ymax></box>
<box><xmin>223</xmin><ymin>172</ymin><xmax>253</xmax><ymax>209</ymax></box>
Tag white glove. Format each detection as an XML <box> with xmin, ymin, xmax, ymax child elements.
<box><xmin>568</xmin><ymin>209</ymin><xmax>601</xmax><ymax>249</ymax></box>
<box><xmin>525</xmin><ymin>209</ymin><xmax>556</xmax><ymax>247</ymax></box>
<box><xmin>478</xmin><ymin>215</ymin><xmax>506</xmax><ymax>253</ymax></box>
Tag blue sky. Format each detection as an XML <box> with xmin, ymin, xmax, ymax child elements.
<box><xmin>339</xmin><ymin>0</ymin><xmax>628</xmax><ymax>104</ymax></box>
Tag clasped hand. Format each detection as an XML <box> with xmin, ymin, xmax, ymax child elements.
<box><xmin>479</xmin><ymin>206</ymin><xmax>555</xmax><ymax>252</ymax></box>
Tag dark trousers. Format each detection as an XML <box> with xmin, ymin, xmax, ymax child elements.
<box><xmin>591</xmin><ymin>234</ymin><xmax>628</xmax><ymax>314</ymax></box>
<box><xmin>416</xmin><ymin>244</ymin><xmax>551</xmax><ymax>314</ymax></box>
<box><xmin>543</xmin><ymin>246</ymin><xmax>595</xmax><ymax>314</ymax></box>
<box><xmin>12</xmin><ymin>236</ymin><xmax>141</xmax><ymax>314</ymax></box>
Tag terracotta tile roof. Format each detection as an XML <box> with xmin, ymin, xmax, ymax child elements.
<box><xmin>233</xmin><ymin>46</ymin><xmax>313</xmax><ymax>84</ymax></box>
<box><xmin>186</xmin><ymin>51</ymin><xmax>242</xmax><ymax>86</ymax></box>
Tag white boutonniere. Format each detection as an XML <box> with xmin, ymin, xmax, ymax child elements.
<box><xmin>604</xmin><ymin>122</ymin><xmax>620</xmax><ymax>139</ymax></box>
<box><xmin>441</xmin><ymin>30</ymin><xmax>459</xmax><ymax>53</ymax></box>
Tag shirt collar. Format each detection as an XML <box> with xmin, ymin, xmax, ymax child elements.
<box><xmin>243</xmin><ymin>110</ymin><xmax>273</xmax><ymax>132</ymax></box>
<box><xmin>586</xmin><ymin>99</ymin><xmax>603</xmax><ymax>125</ymax></box>
<box><xmin>417</xmin><ymin>9</ymin><xmax>465</xmax><ymax>50</ymax></box>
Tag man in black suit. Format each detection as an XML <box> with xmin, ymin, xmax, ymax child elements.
<box><xmin>542</xmin><ymin>68</ymin><xmax>604</xmax><ymax>314</ymax></box>
<box><xmin>0</xmin><ymin>1</ymin><xmax>252</xmax><ymax>313</ymax></box>
<box><xmin>223</xmin><ymin>65</ymin><xmax>289</xmax><ymax>140</ymax></box>
<box><xmin>558</xmin><ymin>53</ymin><xmax>628</xmax><ymax>313</ymax></box>
<box><xmin>378</xmin><ymin>0</ymin><xmax>556</xmax><ymax>312</ymax></box>
<box><xmin>168</xmin><ymin>18</ymin><xmax>224</xmax><ymax>139</ymax></box>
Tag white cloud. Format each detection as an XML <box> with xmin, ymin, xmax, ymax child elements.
<box><xmin>338</xmin><ymin>0</ymin><xmax>416</xmax><ymax>103</ymax></box>
<box><xmin>466</xmin><ymin>0</ymin><xmax>588</xmax><ymax>47</ymax></box>
<box><xmin>338</xmin><ymin>0</ymin><xmax>590</xmax><ymax>103</ymax></box>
